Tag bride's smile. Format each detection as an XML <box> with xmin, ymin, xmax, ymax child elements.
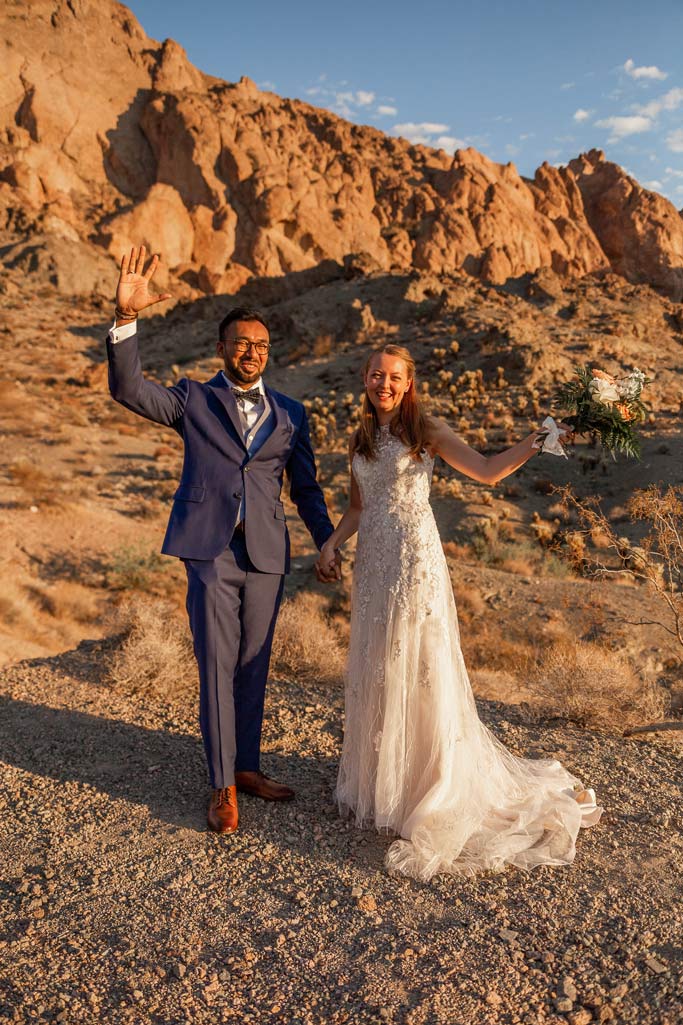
<box><xmin>365</xmin><ymin>354</ymin><xmax>413</xmax><ymax>423</ymax></box>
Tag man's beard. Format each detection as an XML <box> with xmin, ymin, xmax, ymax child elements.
<box><xmin>230</xmin><ymin>361</ymin><xmax>260</xmax><ymax>384</ymax></box>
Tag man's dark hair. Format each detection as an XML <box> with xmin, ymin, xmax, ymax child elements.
<box><xmin>218</xmin><ymin>307</ymin><xmax>269</xmax><ymax>341</ymax></box>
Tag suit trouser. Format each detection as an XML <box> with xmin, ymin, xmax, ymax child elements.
<box><xmin>183</xmin><ymin>530</ymin><xmax>285</xmax><ymax>789</ymax></box>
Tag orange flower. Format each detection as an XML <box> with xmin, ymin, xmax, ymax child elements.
<box><xmin>615</xmin><ymin>402</ymin><xmax>634</xmax><ymax>421</ymax></box>
<box><xmin>592</xmin><ymin>368</ymin><xmax>617</xmax><ymax>384</ymax></box>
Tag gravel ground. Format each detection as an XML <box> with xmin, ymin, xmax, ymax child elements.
<box><xmin>1</xmin><ymin>639</ymin><xmax>682</xmax><ymax>1025</ymax></box>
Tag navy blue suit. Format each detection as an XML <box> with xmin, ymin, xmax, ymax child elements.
<box><xmin>107</xmin><ymin>334</ymin><xmax>333</xmax><ymax>787</ymax></box>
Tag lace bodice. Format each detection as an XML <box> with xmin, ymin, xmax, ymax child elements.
<box><xmin>352</xmin><ymin>426</ymin><xmax>434</xmax><ymax>517</ymax></box>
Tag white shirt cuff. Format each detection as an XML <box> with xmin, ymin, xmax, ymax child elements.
<box><xmin>109</xmin><ymin>320</ymin><xmax>138</xmax><ymax>344</ymax></box>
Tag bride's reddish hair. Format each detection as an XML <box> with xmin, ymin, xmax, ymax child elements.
<box><xmin>353</xmin><ymin>344</ymin><xmax>430</xmax><ymax>461</ymax></box>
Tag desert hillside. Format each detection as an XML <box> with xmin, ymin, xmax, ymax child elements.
<box><xmin>2</xmin><ymin>0</ymin><xmax>683</xmax><ymax>301</ymax></box>
<box><xmin>1</xmin><ymin>3</ymin><xmax>682</xmax><ymax>1024</ymax></box>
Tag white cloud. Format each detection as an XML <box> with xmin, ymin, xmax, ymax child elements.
<box><xmin>394</xmin><ymin>121</ymin><xmax>450</xmax><ymax>136</ymax></box>
<box><xmin>560</xmin><ymin>81</ymin><xmax>575</xmax><ymax>90</ymax></box>
<box><xmin>665</xmin><ymin>167</ymin><xmax>683</xmax><ymax>177</ymax></box>
<box><xmin>636</xmin><ymin>87</ymin><xmax>683</xmax><ymax>119</ymax></box>
<box><xmin>391</xmin><ymin>121</ymin><xmax>468</xmax><ymax>150</ymax></box>
<box><xmin>393</xmin><ymin>121</ymin><xmax>453</xmax><ymax>145</ymax></box>
<box><xmin>667</xmin><ymin>128</ymin><xmax>683</xmax><ymax>153</ymax></box>
<box><xmin>505</xmin><ymin>143</ymin><xmax>520</xmax><ymax>157</ymax></box>
<box><xmin>623</xmin><ymin>58</ymin><xmax>668</xmax><ymax>81</ymax></box>
<box><xmin>573</xmin><ymin>108</ymin><xmax>592</xmax><ymax>122</ymax></box>
<box><xmin>675</xmin><ymin>184</ymin><xmax>683</xmax><ymax>194</ymax></box>
<box><xmin>643</xmin><ymin>180</ymin><xmax>663</xmax><ymax>190</ymax></box>
<box><xmin>435</xmin><ymin>135</ymin><xmax>466</xmax><ymax>151</ymax></box>
<box><xmin>258</xmin><ymin>80</ymin><xmax>276</xmax><ymax>91</ymax></box>
<box><xmin>594</xmin><ymin>114</ymin><xmax>653</xmax><ymax>140</ymax></box>
<box><xmin>376</xmin><ymin>104</ymin><xmax>397</xmax><ymax>117</ymax></box>
<box><xmin>302</xmin><ymin>80</ymin><xmax>380</xmax><ymax>119</ymax></box>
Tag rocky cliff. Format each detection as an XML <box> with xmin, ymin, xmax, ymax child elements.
<box><xmin>1</xmin><ymin>0</ymin><xmax>682</xmax><ymax>300</ymax></box>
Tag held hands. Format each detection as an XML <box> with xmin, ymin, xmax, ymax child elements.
<box><xmin>315</xmin><ymin>543</ymin><xmax>342</xmax><ymax>583</ymax></box>
<box><xmin>116</xmin><ymin>245</ymin><xmax>173</xmax><ymax>319</ymax></box>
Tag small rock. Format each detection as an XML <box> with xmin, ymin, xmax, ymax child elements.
<box><xmin>357</xmin><ymin>894</ymin><xmax>377</xmax><ymax>913</ymax></box>
<box><xmin>351</xmin><ymin>886</ymin><xmax>363</xmax><ymax>898</ymax></box>
<box><xmin>567</xmin><ymin>1011</ymin><xmax>592</xmax><ymax>1025</ymax></box>
<box><xmin>498</xmin><ymin>928</ymin><xmax>519</xmax><ymax>943</ymax></box>
<box><xmin>485</xmin><ymin>990</ymin><xmax>502</xmax><ymax>1006</ymax></box>
<box><xmin>560</xmin><ymin>976</ymin><xmax>578</xmax><ymax>1002</ymax></box>
<box><xmin>644</xmin><ymin>955</ymin><xmax>668</xmax><ymax>974</ymax></box>
<box><xmin>555</xmin><ymin>997</ymin><xmax>573</xmax><ymax>1013</ymax></box>
<box><xmin>172</xmin><ymin>963</ymin><xmax>186</xmax><ymax>979</ymax></box>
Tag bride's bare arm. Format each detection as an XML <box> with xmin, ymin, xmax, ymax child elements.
<box><xmin>427</xmin><ymin>417</ymin><xmax>547</xmax><ymax>485</ymax></box>
<box><xmin>317</xmin><ymin>441</ymin><xmax>363</xmax><ymax>576</ymax></box>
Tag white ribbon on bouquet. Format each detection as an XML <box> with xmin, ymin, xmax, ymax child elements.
<box><xmin>531</xmin><ymin>415</ymin><xmax>569</xmax><ymax>458</ymax></box>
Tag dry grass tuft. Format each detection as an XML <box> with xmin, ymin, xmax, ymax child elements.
<box><xmin>528</xmin><ymin>639</ymin><xmax>668</xmax><ymax>733</ymax></box>
<box><xmin>8</xmin><ymin>461</ymin><xmax>65</xmax><ymax>508</ymax></box>
<box><xmin>271</xmin><ymin>591</ymin><xmax>346</xmax><ymax>685</ymax></box>
<box><xmin>109</xmin><ymin>598</ymin><xmax>196</xmax><ymax>697</ymax></box>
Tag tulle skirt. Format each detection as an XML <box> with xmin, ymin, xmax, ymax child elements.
<box><xmin>336</xmin><ymin>530</ymin><xmax>602</xmax><ymax>880</ymax></box>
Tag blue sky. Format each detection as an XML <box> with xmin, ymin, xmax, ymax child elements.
<box><xmin>130</xmin><ymin>0</ymin><xmax>683</xmax><ymax>206</ymax></box>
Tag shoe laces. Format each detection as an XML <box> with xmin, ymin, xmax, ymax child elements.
<box><xmin>215</xmin><ymin>787</ymin><xmax>235</xmax><ymax>808</ymax></box>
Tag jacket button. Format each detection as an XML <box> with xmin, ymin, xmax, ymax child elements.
<box><xmin>244</xmin><ymin>466</ymin><xmax>250</xmax><ymax>472</ymax></box>
<box><xmin>233</xmin><ymin>491</ymin><xmax>242</xmax><ymax>499</ymax></box>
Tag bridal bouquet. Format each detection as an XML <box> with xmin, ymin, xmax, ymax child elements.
<box><xmin>546</xmin><ymin>365</ymin><xmax>652</xmax><ymax>458</ymax></box>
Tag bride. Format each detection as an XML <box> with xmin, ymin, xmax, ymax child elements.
<box><xmin>317</xmin><ymin>344</ymin><xmax>601</xmax><ymax>880</ymax></box>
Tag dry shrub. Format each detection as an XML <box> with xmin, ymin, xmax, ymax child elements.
<box><xmin>529</xmin><ymin>639</ymin><xmax>667</xmax><ymax>733</ymax></box>
<box><xmin>499</xmin><ymin>553</ymin><xmax>536</xmax><ymax>577</ymax></box>
<box><xmin>109</xmin><ymin>598</ymin><xmax>196</xmax><ymax>697</ymax></box>
<box><xmin>472</xmin><ymin>668</ymin><xmax>535</xmax><ymax>705</ymax></box>
<box><xmin>453</xmin><ymin>581</ymin><xmax>486</xmax><ymax>621</ymax></box>
<box><xmin>0</xmin><ymin>580</ymin><xmax>33</xmax><ymax>628</ymax></box>
<box><xmin>8</xmin><ymin>461</ymin><xmax>65</xmax><ymax>507</ymax></box>
<box><xmin>271</xmin><ymin>591</ymin><xmax>346</xmax><ymax>685</ymax></box>
<box><xmin>0</xmin><ymin>380</ymin><xmax>28</xmax><ymax>425</ymax></box>
<box><xmin>47</xmin><ymin>580</ymin><xmax>102</xmax><ymax>624</ymax></box>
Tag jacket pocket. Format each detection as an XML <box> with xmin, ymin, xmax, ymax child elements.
<box><xmin>174</xmin><ymin>484</ymin><xmax>206</xmax><ymax>502</ymax></box>
<box><xmin>274</xmin><ymin>502</ymin><xmax>286</xmax><ymax>521</ymax></box>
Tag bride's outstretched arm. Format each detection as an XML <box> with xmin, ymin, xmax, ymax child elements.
<box><xmin>427</xmin><ymin>417</ymin><xmax>569</xmax><ymax>485</ymax></box>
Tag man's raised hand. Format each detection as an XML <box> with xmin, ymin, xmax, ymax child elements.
<box><xmin>116</xmin><ymin>245</ymin><xmax>173</xmax><ymax>320</ymax></box>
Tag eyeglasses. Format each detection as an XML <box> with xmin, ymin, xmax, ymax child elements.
<box><xmin>230</xmin><ymin>337</ymin><xmax>270</xmax><ymax>356</ymax></box>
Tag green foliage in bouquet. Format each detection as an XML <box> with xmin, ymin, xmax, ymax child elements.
<box><xmin>553</xmin><ymin>365</ymin><xmax>651</xmax><ymax>459</ymax></box>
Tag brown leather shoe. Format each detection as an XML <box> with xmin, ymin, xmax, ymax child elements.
<box><xmin>207</xmin><ymin>786</ymin><xmax>238</xmax><ymax>833</ymax></box>
<box><xmin>234</xmin><ymin>770</ymin><xmax>295</xmax><ymax>801</ymax></box>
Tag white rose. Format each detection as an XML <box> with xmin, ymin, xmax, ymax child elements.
<box><xmin>590</xmin><ymin>378</ymin><xmax>620</xmax><ymax>405</ymax></box>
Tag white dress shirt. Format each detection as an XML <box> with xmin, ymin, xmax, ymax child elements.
<box><xmin>221</xmin><ymin>372</ymin><xmax>265</xmax><ymax>435</ymax></box>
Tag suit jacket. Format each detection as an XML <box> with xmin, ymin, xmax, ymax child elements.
<box><xmin>106</xmin><ymin>335</ymin><xmax>333</xmax><ymax>572</ymax></box>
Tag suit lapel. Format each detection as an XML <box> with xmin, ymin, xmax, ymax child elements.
<box><xmin>254</xmin><ymin>387</ymin><xmax>294</xmax><ymax>459</ymax></box>
<box><xmin>206</xmin><ymin>373</ymin><xmax>248</xmax><ymax>451</ymax></box>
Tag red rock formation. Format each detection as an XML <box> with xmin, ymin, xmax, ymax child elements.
<box><xmin>569</xmin><ymin>150</ymin><xmax>683</xmax><ymax>302</ymax></box>
<box><xmin>0</xmin><ymin>0</ymin><xmax>681</xmax><ymax>300</ymax></box>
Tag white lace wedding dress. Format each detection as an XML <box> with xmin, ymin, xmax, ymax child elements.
<box><xmin>336</xmin><ymin>426</ymin><xmax>602</xmax><ymax>879</ymax></box>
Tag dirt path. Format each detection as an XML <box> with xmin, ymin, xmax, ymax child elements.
<box><xmin>1</xmin><ymin>644</ymin><xmax>682</xmax><ymax>1025</ymax></box>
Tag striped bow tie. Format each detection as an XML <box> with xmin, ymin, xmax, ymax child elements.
<box><xmin>233</xmin><ymin>387</ymin><xmax>262</xmax><ymax>404</ymax></box>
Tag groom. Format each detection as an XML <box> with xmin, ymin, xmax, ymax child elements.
<box><xmin>107</xmin><ymin>246</ymin><xmax>339</xmax><ymax>834</ymax></box>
